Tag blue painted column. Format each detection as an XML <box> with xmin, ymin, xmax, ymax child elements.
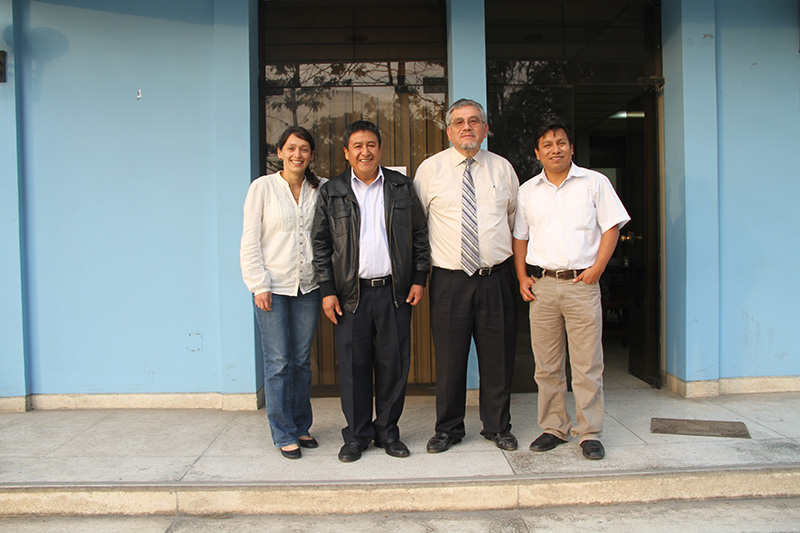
<box><xmin>0</xmin><ymin>0</ymin><xmax>28</xmax><ymax>407</ymax></box>
<box><xmin>447</xmin><ymin>0</ymin><xmax>487</xmax><ymax>114</ymax></box>
<box><xmin>446</xmin><ymin>0</ymin><xmax>487</xmax><ymax>390</ymax></box>
<box><xmin>213</xmin><ymin>0</ymin><xmax>260</xmax><ymax>396</ymax></box>
<box><xmin>661</xmin><ymin>0</ymin><xmax>721</xmax><ymax>388</ymax></box>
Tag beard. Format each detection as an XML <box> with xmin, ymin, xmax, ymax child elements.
<box><xmin>455</xmin><ymin>138</ymin><xmax>480</xmax><ymax>152</ymax></box>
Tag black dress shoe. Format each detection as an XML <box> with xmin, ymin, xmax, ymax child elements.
<box><xmin>298</xmin><ymin>437</ymin><xmax>319</xmax><ymax>449</ymax></box>
<box><xmin>529</xmin><ymin>432</ymin><xmax>568</xmax><ymax>452</ymax></box>
<box><xmin>375</xmin><ymin>439</ymin><xmax>410</xmax><ymax>458</ymax></box>
<box><xmin>484</xmin><ymin>430</ymin><xmax>518</xmax><ymax>451</ymax></box>
<box><xmin>280</xmin><ymin>447</ymin><xmax>302</xmax><ymax>460</ymax></box>
<box><xmin>580</xmin><ymin>439</ymin><xmax>605</xmax><ymax>460</ymax></box>
<box><xmin>426</xmin><ymin>432</ymin><xmax>462</xmax><ymax>453</ymax></box>
<box><xmin>338</xmin><ymin>442</ymin><xmax>364</xmax><ymax>463</ymax></box>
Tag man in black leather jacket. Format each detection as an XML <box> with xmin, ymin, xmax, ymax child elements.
<box><xmin>311</xmin><ymin>120</ymin><xmax>430</xmax><ymax>463</ymax></box>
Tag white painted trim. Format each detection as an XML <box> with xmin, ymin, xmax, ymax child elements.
<box><xmin>720</xmin><ymin>376</ymin><xmax>800</xmax><ymax>395</ymax></box>
<box><xmin>664</xmin><ymin>373</ymin><xmax>800</xmax><ymax>397</ymax></box>
<box><xmin>26</xmin><ymin>393</ymin><xmax>261</xmax><ymax>411</ymax></box>
<box><xmin>0</xmin><ymin>396</ymin><xmax>28</xmax><ymax>412</ymax></box>
<box><xmin>664</xmin><ymin>373</ymin><xmax>720</xmax><ymax>398</ymax></box>
<box><xmin>466</xmin><ymin>389</ymin><xmax>479</xmax><ymax>406</ymax></box>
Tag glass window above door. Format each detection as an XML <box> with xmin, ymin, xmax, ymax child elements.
<box><xmin>260</xmin><ymin>0</ymin><xmax>448</xmax><ymax>179</ymax></box>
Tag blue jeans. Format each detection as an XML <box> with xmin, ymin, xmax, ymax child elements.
<box><xmin>254</xmin><ymin>289</ymin><xmax>321</xmax><ymax>448</ymax></box>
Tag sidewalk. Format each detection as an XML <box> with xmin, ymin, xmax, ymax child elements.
<box><xmin>1</xmin><ymin>385</ymin><xmax>800</xmax><ymax>516</ymax></box>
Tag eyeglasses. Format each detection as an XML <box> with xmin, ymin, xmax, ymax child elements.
<box><xmin>449</xmin><ymin>117</ymin><xmax>483</xmax><ymax>129</ymax></box>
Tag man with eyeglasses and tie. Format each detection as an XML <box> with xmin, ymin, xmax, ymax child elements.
<box><xmin>414</xmin><ymin>99</ymin><xmax>520</xmax><ymax>453</ymax></box>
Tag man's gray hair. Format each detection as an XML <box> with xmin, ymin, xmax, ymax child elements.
<box><xmin>445</xmin><ymin>98</ymin><xmax>487</xmax><ymax>127</ymax></box>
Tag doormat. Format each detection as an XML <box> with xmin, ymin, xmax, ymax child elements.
<box><xmin>650</xmin><ymin>417</ymin><xmax>751</xmax><ymax>439</ymax></box>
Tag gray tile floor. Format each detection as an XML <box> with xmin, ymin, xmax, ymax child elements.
<box><xmin>2</xmin><ymin>379</ymin><xmax>800</xmax><ymax>486</ymax></box>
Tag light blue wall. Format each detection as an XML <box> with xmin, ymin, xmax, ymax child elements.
<box><xmin>716</xmin><ymin>0</ymin><xmax>800</xmax><ymax>378</ymax></box>
<box><xmin>0</xmin><ymin>0</ymin><xmax>27</xmax><ymax>398</ymax></box>
<box><xmin>446</xmin><ymin>0</ymin><xmax>487</xmax><ymax>389</ymax></box>
<box><xmin>5</xmin><ymin>0</ymin><xmax>258</xmax><ymax>396</ymax></box>
<box><xmin>662</xmin><ymin>0</ymin><xmax>800</xmax><ymax>382</ymax></box>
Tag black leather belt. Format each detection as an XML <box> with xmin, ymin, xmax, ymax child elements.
<box><xmin>360</xmin><ymin>275</ymin><xmax>392</xmax><ymax>287</ymax></box>
<box><xmin>437</xmin><ymin>258</ymin><xmax>510</xmax><ymax>277</ymax></box>
<box><xmin>526</xmin><ymin>264</ymin><xmax>585</xmax><ymax>280</ymax></box>
<box><xmin>475</xmin><ymin>259</ymin><xmax>509</xmax><ymax>276</ymax></box>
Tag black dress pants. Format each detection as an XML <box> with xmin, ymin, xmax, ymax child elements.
<box><xmin>430</xmin><ymin>264</ymin><xmax>517</xmax><ymax>438</ymax></box>
<box><xmin>336</xmin><ymin>284</ymin><xmax>411</xmax><ymax>447</ymax></box>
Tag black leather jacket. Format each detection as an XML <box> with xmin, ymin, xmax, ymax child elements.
<box><xmin>312</xmin><ymin>167</ymin><xmax>430</xmax><ymax>313</ymax></box>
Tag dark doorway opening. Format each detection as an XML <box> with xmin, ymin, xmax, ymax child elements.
<box><xmin>484</xmin><ymin>0</ymin><xmax>663</xmax><ymax>391</ymax></box>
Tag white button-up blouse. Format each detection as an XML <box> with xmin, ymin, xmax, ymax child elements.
<box><xmin>240</xmin><ymin>172</ymin><xmax>327</xmax><ymax>297</ymax></box>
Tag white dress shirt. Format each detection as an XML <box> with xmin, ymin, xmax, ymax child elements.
<box><xmin>240</xmin><ymin>172</ymin><xmax>327</xmax><ymax>296</ymax></box>
<box><xmin>513</xmin><ymin>163</ymin><xmax>630</xmax><ymax>270</ymax></box>
<box><xmin>351</xmin><ymin>169</ymin><xmax>392</xmax><ymax>279</ymax></box>
<box><xmin>414</xmin><ymin>147</ymin><xmax>519</xmax><ymax>269</ymax></box>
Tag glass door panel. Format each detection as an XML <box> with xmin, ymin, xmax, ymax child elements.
<box><xmin>262</xmin><ymin>64</ymin><xmax>447</xmax><ymax>392</ymax></box>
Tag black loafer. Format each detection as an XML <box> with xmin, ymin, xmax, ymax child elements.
<box><xmin>280</xmin><ymin>447</ymin><xmax>301</xmax><ymax>460</ymax></box>
<box><xmin>484</xmin><ymin>430</ymin><xmax>518</xmax><ymax>451</ymax></box>
<box><xmin>426</xmin><ymin>432</ymin><xmax>462</xmax><ymax>453</ymax></box>
<box><xmin>375</xmin><ymin>438</ymin><xmax>410</xmax><ymax>458</ymax></box>
<box><xmin>338</xmin><ymin>442</ymin><xmax>364</xmax><ymax>463</ymax></box>
<box><xmin>298</xmin><ymin>437</ymin><xmax>319</xmax><ymax>449</ymax></box>
<box><xmin>580</xmin><ymin>439</ymin><xmax>605</xmax><ymax>460</ymax></box>
<box><xmin>529</xmin><ymin>432</ymin><xmax>568</xmax><ymax>452</ymax></box>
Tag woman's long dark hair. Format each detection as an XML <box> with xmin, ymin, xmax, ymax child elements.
<box><xmin>277</xmin><ymin>126</ymin><xmax>320</xmax><ymax>188</ymax></box>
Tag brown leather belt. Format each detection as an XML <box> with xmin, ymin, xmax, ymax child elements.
<box><xmin>543</xmin><ymin>269</ymin><xmax>584</xmax><ymax>280</ymax></box>
<box><xmin>527</xmin><ymin>264</ymin><xmax>585</xmax><ymax>280</ymax></box>
<box><xmin>360</xmin><ymin>275</ymin><xmax>392</xmax><ymax>287</ymax></box>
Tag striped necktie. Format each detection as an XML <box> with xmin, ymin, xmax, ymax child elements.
<box><xmin>461</xmin><ymin>157</ymin><xmax>480</xmax><ymax>275</ymax></box>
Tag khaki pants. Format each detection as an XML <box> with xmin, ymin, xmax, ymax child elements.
<box><xmin>528</xmin><ymin>276</ymin><xmax>604</xmax><ymax>442</ymax></box>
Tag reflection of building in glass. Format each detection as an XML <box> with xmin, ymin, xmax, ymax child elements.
<box><xmin>485</xmin><ymin>1</ymin><xmax>662</xmax><ymax>183</ymax></box>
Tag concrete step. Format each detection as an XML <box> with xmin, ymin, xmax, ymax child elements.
<box><xmin>3</xmin><ymin>465</ymin><xmax>800</xmax><ymax>516</ymax></box>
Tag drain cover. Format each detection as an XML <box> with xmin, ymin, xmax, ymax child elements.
<box><xmin>650</xmin><ymin>417</ymin><xmax>751</xmax><ymax>439</ymax></box>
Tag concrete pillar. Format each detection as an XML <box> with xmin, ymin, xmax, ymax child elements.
<box><xmin>213</xmin><ymin>0</ymin><xmax>261</xmax><ymax>403</ymax></box>
<box><xmin>661</xmin><ymin>0</ymin><xmax>721</xmax><ymax>396</ymax></box>
<box><xmin>446</xmin><ymin>0</ymin><xmax>487</xmax><ymax>393</ymax></box>
<box><xmin>0</xmin><ymin>0</ymin><xmax>29</xmax><ymax>410</ymax></box>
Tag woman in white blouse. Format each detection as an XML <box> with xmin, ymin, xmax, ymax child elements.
<box><xmin>240</xmin><ymin>126</ymin><xmax>326</xmax><ymax>459</ymax></box>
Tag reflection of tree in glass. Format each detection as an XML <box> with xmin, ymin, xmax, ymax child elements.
<box><xmin>264</xmin><ymin>61</ymin><xmax>447</xmax><ymax>177</ymax></box>
<box><xmin>266</xmin><ymin>61</ymin><xmax>446</xmax><ymax>125</ymax></box>
<box><xmin>487</xmin><ymin>60</ymin><xmax>575</xmax><ymax>183</ymax></box>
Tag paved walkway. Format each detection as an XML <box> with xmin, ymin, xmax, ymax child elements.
<box><xmin>1</xmin><ymin>386</ymin><xmax>800</xmax><ymax>515</ymax></box>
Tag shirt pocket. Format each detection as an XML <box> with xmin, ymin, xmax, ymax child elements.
<box><xmin>491</xmin><ymin>183</ymin><xmax>512</xmax><ymax>214</ymax></box>
<box><xmin>392</xmin><ymin>192</ymin><xmax>412</xmax><ymax>227</ymax></box>
<box><xmin>330</xmin><ymin>201</ymin><xmax>350</xmax><ymax>237</ymax></box>
<box><xmin>566</xmin><ymin>200</ymin><xmax>596</xmax><ymax>230</ymax></box>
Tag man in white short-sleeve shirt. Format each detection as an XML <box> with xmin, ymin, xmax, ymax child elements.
<box><xmin>512</xmin><ymin>122</ymin><xmax>630</xmax><ymax>461</ymax></box>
